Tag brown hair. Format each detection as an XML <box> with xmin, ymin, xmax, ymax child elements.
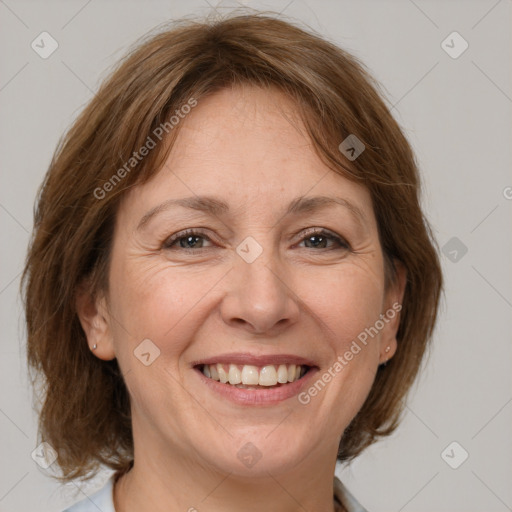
<box><xmin>22</xmin><ymin>12</ymin><xmax>443</xmax><ymax>481</ymax></box>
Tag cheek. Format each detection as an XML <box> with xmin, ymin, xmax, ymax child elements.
<box><xmin>108</xmin><ymin>258</ymin><xmax>224</xmax><ymax>363</ymax></box>
<box><xmin>303</xmin><ymin>265</ymin><xmax>385</xmax><ymax>353</ymax></box>
<box><xmin>298</xmin><ymin>266</ymin><xmax>384</xmax><ymax>415</ymax></box>
<box><xmin>108</xmin><ymin>250</ymin><xmax>385</xmax><ymax>357</ymax></box>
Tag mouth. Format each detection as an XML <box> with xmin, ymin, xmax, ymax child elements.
<box><xmin>192</xmin><ymin>354</ymin><xmax>319</xmax><ymax>405</ymax></box>
<box><xmin>195</xmin><ymin>363</ymin><xmax>312</xmax><ymax>389</ymax></box>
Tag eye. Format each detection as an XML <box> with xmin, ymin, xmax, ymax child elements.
<box><xmin>162</xmin><ymin>228</ymin><xmax>350</xmax><ymax>251</ymax></box>
<box><xmin>296</xmin><ymin>228</ymin><xmax>350</xmax><ymax>251</ymax></box>
<box><xmin>163</xmin><ymin>229</ymin><xmax>213</xmax><ymax>250</ymax></box>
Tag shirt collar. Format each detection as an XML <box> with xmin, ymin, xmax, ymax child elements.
<box><xmin>73</xmin><ymin>473</ymin><xmax>369</xmax><ymax>512</ymax></box>
<box><xmin>333</xmin><ymin>476</ymin><xmax>369</xmax><ymax>512</ymax></box>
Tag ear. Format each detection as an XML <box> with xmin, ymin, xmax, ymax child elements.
<box><xmin>378</xmin><ymin>259</ymin><xmax>407</xmax><ymax>364</ymax></box>
<box><xmin>75</xmin><ymin>280</ymin><xmax>116</xmax><ymax>361</ymax></box>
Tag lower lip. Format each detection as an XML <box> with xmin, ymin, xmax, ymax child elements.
<box><xmin>194</xmin><ymin>367</ymin><xmax>319</xmax><ymax>406</ymax></box>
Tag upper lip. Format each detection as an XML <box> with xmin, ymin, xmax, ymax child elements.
<box><xmin>191</xmin><ymin>352</ymin><xmax>317</xmax><ymax>367</ymax></box>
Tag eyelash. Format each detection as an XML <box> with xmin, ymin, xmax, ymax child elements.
<box><xmin>162</xmin><ymin>228</ymin><xmax>350</xmax><ymax>252</ymax></box>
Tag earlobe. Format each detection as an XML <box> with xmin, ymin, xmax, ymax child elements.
<box><xmin>380</xmin><ymin>344</ymin><xmax>393</xmax><ymax>365</ymax></box>
<box><xmin>75</xmin><ymin>281</ymin><xmax>116</xmax><ymax>361</ymax></box>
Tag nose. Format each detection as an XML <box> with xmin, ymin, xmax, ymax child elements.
<box><xmin>219</xmin><ymin>248</ymin><xmax>300</xmax><ymax>336</ymax></box>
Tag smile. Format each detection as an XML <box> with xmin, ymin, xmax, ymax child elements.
<box><xmin>192</xmin><ymin>353</ymin><xmax>318</xmax><ymax>405</ymax></box>
<box><xmin>199</xmin><ymin>363</ymin><xmax>309</xmax><ymax>388</ymax></box>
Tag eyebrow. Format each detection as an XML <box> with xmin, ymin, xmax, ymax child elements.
<box><xmin>136</xmin><ymin>194</ymin><xmax>367</xmax><ymax>231</ymax></box>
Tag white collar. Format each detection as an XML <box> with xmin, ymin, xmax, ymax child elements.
<box><xmin>64</xmin><ymin>474</ymin><xmax>368</xmax><ymax>512</ymax></box>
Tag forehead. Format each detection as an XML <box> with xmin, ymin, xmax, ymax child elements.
<box><xmin>170</xmin><ymin>85</ymin><xmax>318</xmax><ymax>183</ymax></box>
<box><xmin>119</xmin><ymin>85</ymin><xmax>375</xmax><ymax>227</ymax></box>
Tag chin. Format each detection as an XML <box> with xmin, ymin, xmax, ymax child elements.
<box><xmin>193</xmin><ymin>429</ymin><xmax>312</xmax><ymax>478</ymax></box>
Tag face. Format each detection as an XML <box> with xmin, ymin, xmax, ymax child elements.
<box><xmin>78</xmin><ymin>85</ymin><xmax>405</xmax><ymax>478</ymax></box>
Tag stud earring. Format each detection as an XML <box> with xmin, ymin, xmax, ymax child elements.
<box><xmin>380</xmin><ymin>345</ymin><xmax>392</xmax><ymax>367</ymax></box>
<box><xmin>92</xmin><ymin>344</ymin><xmax>97</xmax><ymax>350</ymax></box>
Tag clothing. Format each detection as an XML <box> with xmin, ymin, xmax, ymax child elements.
<box><xmin>63</xmin><ymin>474</ymin><xmax>368</xmax><ymax>512</ymax></box>
<box><xmin>334</xmin><ymin>477</ymin><xmax>369</xmax><ymax>512</ymax></box>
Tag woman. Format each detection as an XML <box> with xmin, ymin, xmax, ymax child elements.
<box><xmin>22</xmin><ymin>12</ymin><xmax>442</xmax><ymax>512</ymax></box>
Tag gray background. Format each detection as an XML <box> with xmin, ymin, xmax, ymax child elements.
<box><xmin>1</xmin><ymin>0</ymin><xmax>511</xmax><ymax>511</ymax></box>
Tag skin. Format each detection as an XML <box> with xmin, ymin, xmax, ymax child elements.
<box><xmin>77</xmin><ymin>85</ymin><xmax>406</xmax><ymax>512</ymax></box>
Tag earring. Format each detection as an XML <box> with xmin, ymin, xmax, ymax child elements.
<box><xmin>92</xmin><ymin>344</ymin><xmax>97</xmax><ymax>350</ymax></box>
<box><xmin>380</xmin><ymin>345</ymin><xmax>391</xmax><ymax>366</ymax></box>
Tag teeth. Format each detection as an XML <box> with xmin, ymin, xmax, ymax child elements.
<box><xmin>201</xmin><ymin>363</ymin><xmax>307</xmax><ymax>386</ymax></box>
<box><xmin>228</xmin><ymin>364</ymin><xmax>241</xmax><ymax>385</ymax></box>
<box><xmin>217</xmin><ymin>364</ymin><xmax>228</xmax><ymax>383</ymax></box>
<box><xmin>287</xmin><ymin>364</ymin><xmax>296</xmax><ymax>383</ymax></box>
<box><xmin>259</xmin><ymin>365</ymin><xmax>278</xmax><ymax>386</ymax></box>
<box><xmin>241</xmin><ymin>365</ymin><xmax>259</xmax><ymax>385</ymax></box>
<box><xmin>277</xmin><ymin>364</ymin><xmax>288</xmax><ymax>384</ymax></box>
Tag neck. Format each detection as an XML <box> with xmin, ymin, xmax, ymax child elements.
<box><xmin>114</xmin><ymin>438</ymin><xmax>340</xmax><ymax>512</ymax></box>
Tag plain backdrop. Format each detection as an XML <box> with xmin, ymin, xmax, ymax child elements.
<box><xmin>0</xmin><ymin>1</ymin><xmax>511</xmax><ymax>511</ymax></box>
